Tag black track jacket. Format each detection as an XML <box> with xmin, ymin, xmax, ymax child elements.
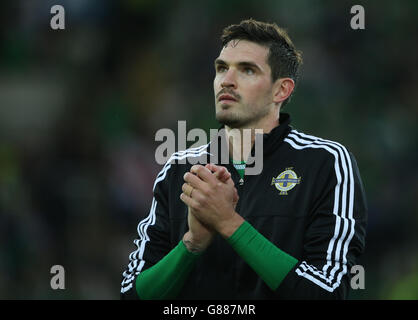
<box><xmin>120</xmin><ymin>113</ymin><xmax>368</xmax><ymax>299</ymax></box>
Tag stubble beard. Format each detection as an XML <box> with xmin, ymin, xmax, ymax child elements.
<box><xmin>216</xmin><ymin>101</ymin><xmax>272</xmax><ymax>129</ymax></box>
<box><xmin>216</xmin><ymin>109</ymin><xmax>247</xmax><ymax>128</ymax></box>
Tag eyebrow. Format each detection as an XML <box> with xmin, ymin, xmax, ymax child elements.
<box><xmin>214</xmin><ymin>59</ymin><xmax>262</xmax><ymax>72</ymax></box>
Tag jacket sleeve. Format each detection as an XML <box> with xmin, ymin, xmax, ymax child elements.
<box><xmin>277</xmin><ymin>150</ymin><xmax>368</xmax><ymax>299</ymax></box>
<box><xmin>120</xmin><ymin>162</ymin><xmax>172</xmax><ymax>299</ymax></box>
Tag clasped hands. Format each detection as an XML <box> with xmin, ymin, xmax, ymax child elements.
<box><xmin>180</xmin><ymin>164</ymin><xmax>244</xmax><ymax>253</ymax></box>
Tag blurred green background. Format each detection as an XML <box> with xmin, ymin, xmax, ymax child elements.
<box><xmin>0</xmin><ymin>0</ymin><xmax>417</xmax><ymax>299</ymax></box>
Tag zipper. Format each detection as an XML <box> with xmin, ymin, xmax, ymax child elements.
<box><xmin>229</xmin><ymin>164</ymin><xmax>245</xmax><ymax>297</ymax></box>
<box><xmin>229</xmin><ymin>163</ymin><xmax>244</xmax><ymax>189</ymax></box>
<box><xmin>228</xmin><ymin>163</ymin><xmax>245</xmax><ymax>215</ymax></box>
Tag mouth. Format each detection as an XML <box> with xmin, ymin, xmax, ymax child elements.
<box><xmin>218</xmin><ymin>94</ymin><xmax>238</xmax><ymax>103</ymax></box>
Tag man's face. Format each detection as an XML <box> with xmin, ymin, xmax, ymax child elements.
<box><xmin>214</xmin><ymin>40</ymin><xmax>275</xmax><ymax>128</ymax></box>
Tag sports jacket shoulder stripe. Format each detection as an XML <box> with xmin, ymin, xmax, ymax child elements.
<box><xmin>284</xmin><ymin>129</ymin><xmax>355</xmax><ymax>292</ymax></box>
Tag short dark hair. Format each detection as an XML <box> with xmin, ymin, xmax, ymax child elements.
<box><xmin>221</xmin><ymin>19</ymin><xmax>303</xmax><ymax>106</ymax></box>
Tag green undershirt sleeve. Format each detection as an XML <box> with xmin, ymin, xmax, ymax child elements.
<box><xmin>227</xmin><ymin>221</ymin><xmax>298</xmax><ymax>291</ymax></box>
<box><xmin>136</xmin><ymin>240</ymin><xmax>202</xmax><ymax>300</ymax></box>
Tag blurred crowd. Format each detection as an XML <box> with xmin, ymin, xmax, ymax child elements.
<box><xmin>0</xmin><ymin>0</ymin><xmax>417</xmax><ymax>299</ymax></box>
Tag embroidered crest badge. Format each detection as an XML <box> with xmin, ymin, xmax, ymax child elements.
<box><xmin>271</xmin><ymin>167</ymin><xmax>301</xmax><ymax>195</ymax></box>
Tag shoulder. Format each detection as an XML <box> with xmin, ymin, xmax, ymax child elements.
<box><xmin>282</xmin><ymin>129</ymin><xmax>359</xmax><ymax>179</ymax></box>
<box><xmin>153</xmin><ymin>143</ymin><xmax>211</xmax><ymax>189</ymax></box>
<box><xmin>165</xmin><ymin>143</ymin><xmax>211</xmax><ymax>166</ymax></box>
<box><xmin>284</xmin><ymin>129</ymin><xmax>353</xmax><ymax>162</ymax></box>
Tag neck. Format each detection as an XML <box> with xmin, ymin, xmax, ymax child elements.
<box><xmin>225</xmin><ymin>112</ymin><xmax>280</xmax><ymax>162</ymax></box>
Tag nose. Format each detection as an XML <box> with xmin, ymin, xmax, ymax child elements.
<box><xmin>221</xmin><ymin>69</ymin><xmax>237</xmax><ymax>89</ymax></box>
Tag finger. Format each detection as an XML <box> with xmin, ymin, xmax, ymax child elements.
<box><xmin>190</xmin><ymin>165</ymin><xmax>217</xmax><ymax>184</ymax></box>
<box><xmin>182</xmin><ymin>183</ymin><xmax>194</xmax><ymax>197</ymax></box>
<box><xmin>206</xmin><ymin>163</ymin><xmax>223</xmax><ymax>174</ymax></box>
<box><xmin>233</xmin><ymin>187</ymin><xmax>239</xmax><ymax>204</ymax></box>
<box><xmin>206</xmin><ymin>164</ymin><xmax>231</xmax><ymax>183</ymax></box>
<box><xmin>184</xmin><ymin>172</ymin><xmax>207</xmax><ymax>191</ymax></box>
<box><xmin>213</xmin><ymin>166</ymin><xmax>228</xmax><ymax>180</ymax></box>
<box><xmin>225</xmin><ymin>175</ymin><xmax>235</xmax><ymax>187</ymax></box>
<box><xmin>216</xmin><ymin>172</ymin><xmax>231</xmax><ymax>183</ymax></box>
<box><xmin>216</xmin><ymin>170</ymin><xmax>231</xmax><ymax>183</ymax></box>
<box><xmin>180</xmin><ymin>192</ymin><xmax>199</xmax><ymax>210</ymax></box>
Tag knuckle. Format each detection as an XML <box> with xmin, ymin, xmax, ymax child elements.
<box><xmin>202</xmin><ymin>186</ymin><xmax>211</xmax><ymax>196</ymax></box>
<box><xmin>191</xmin><ymin>201</ymin><xmax>200</xmax><ymax>211</ymax></box>
<box><xmin>197</xmin><ymin>194</ymin><xmax>206</xmax><ymax>205</ymax></box>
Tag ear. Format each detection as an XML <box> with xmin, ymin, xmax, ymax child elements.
<box><xmin>272</xmin><ymin>78</ymin><xmax>295</xmax><ymax>104</ymax></box>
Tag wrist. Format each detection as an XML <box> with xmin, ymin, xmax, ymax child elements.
<box><xmin>217</xmin><ymin>212</ymin><xmax>245</xmax><ymax>239</ymax></box>
<box><xmin>182</xmin><ymin>231</ymin><xmax>210</xmax><ymax>254</ymax></box>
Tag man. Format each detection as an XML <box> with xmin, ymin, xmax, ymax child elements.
<box><xmin>120</xmin><ymin>19</ymin><xmax>367</xmax><ymax>299</ymax></box>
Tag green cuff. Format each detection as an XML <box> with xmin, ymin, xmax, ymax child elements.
<box><xmin>227</xmin><ymin>221</ymin><xmax>298</xmax><ymax>290</ymax></box>
<box><xmin>136</xmin><ymin>240</ymin><xmax>201</xmax><ymax>299</ymax></box>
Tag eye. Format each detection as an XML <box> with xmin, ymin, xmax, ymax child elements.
<box><xmin>216</xmin><ymin>65</ymin><xmax>227</xmax><ymax>73</ymax></box>
<box><xmin>244</xmin><ymin>67</ymin><xmax>255</xmax><ymax>75</ymax></box>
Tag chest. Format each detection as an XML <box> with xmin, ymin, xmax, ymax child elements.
<box><xmin>235</xmin><ymin>159</ymin><xmax>316</xmax><ymax>221</ymax></box>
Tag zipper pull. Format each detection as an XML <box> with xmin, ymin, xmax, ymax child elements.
<box><xmin>239</xmin><ymin>178</ymin><xmax>244</xmax><ymax>186</ymax></box>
